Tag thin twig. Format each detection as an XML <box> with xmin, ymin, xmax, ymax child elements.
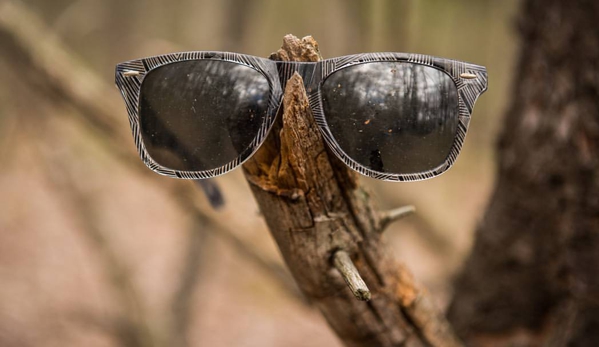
<box><xmin>333</xmin><ymin>251</ymin><xmax>371</xmax><ymax>301</ymax></box>
<box><xmin>378</xmin><ymin>205</ymin><xmax>416</xmax><ymax>232</ymax></box>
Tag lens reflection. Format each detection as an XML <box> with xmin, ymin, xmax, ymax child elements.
<box><xmin>140</xmin><ymin>60</ymin><xmax>271</xmax><ymax>171</ymax></box>
<box><xmin>321</xmin><ymin>62</ymin><xmax>459</xmax><ymax>174</ymax></box>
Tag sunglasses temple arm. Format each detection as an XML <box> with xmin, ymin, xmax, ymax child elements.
<box><xmin>194</xmin><ymin>179</ymin><xmax>225</xmax><ymax>209</ymax></box>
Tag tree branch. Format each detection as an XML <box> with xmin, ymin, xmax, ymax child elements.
<box><xmin>0</xmin><ymin>0</ymin><xmax>300</xmax><ymax>307</ymax></box>
<box><xmin>35</xmin><ymin>143</ymin><xmax>157</xmax><ymax>347</ymax></box>
<box><xmin>242</xmin><ymin>34</ymin><xmax>462</xmax><ymax>347</ymax></box>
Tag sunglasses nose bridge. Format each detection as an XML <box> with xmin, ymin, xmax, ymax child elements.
<box><xmin>275</xmin><ymin>61</ymin><xmax>318</xmax><ymax>93</ymax></box>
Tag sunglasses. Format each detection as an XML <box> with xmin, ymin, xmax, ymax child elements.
<box><xmin>115</xmin><ymin>52</ymin><xmax>487</xmax><ymax>181</ymax></box>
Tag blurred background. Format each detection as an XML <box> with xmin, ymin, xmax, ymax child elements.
<box><xmin>0</xmin><ymin>0</ymin><xmax>520</xmax><ymax>346</ymax></box>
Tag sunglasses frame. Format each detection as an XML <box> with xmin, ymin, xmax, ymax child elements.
<box><xmin>115</xmin><ymin>52</ymin><xmax>487</xmax><ymax>181</ymax></box>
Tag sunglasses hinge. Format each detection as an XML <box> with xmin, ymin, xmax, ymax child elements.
<box><xmin>460</xmin><ymin>72</ymin><xmax>477</xmax><ymax>79</ymax></box>
<box><xmin>123</xmin><ymin>70</ymin><xmax>141</xmax><ymax>77</ymax></box>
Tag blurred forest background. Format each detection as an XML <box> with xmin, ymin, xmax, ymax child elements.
<box><xmin>0</xmin><ymin>0</ymin><xmax>520</xmax><ymax>346</ymax></box>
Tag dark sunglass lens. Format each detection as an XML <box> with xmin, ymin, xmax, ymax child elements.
<box><xmin>321</xmin><ymin>62</ymin><xmax>459</xmax><ymax>175</ymax></box>
<box><xmin>139</xmin><ymin>60</ymin><xmax>271</xmax><ymax>172</ymax></box>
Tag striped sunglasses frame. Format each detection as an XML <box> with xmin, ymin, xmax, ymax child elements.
<box><xmin>115</xmin><ymin>52</ymin><xmax>487</xmax><ymax>181</ymax></box>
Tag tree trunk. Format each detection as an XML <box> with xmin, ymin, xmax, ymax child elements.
<box><xmin>449</xmin><ymin>0</ymin><xmax>599</xmax><ymax>346</ymax></box>
<box><xmin>242</xmin><ymin>35</ymin><xmax>462</xmax><ymax>347</ymax></box>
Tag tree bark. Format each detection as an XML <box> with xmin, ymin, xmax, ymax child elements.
<box><xmin>242</xmin><ymin>35</ymin><xmax>462</xmax><ymax>347</ymax></box>
<box><xmin>449</xmin><ymin>1</ymin><xmax>599</xmax><ymax>346</ymax></box>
